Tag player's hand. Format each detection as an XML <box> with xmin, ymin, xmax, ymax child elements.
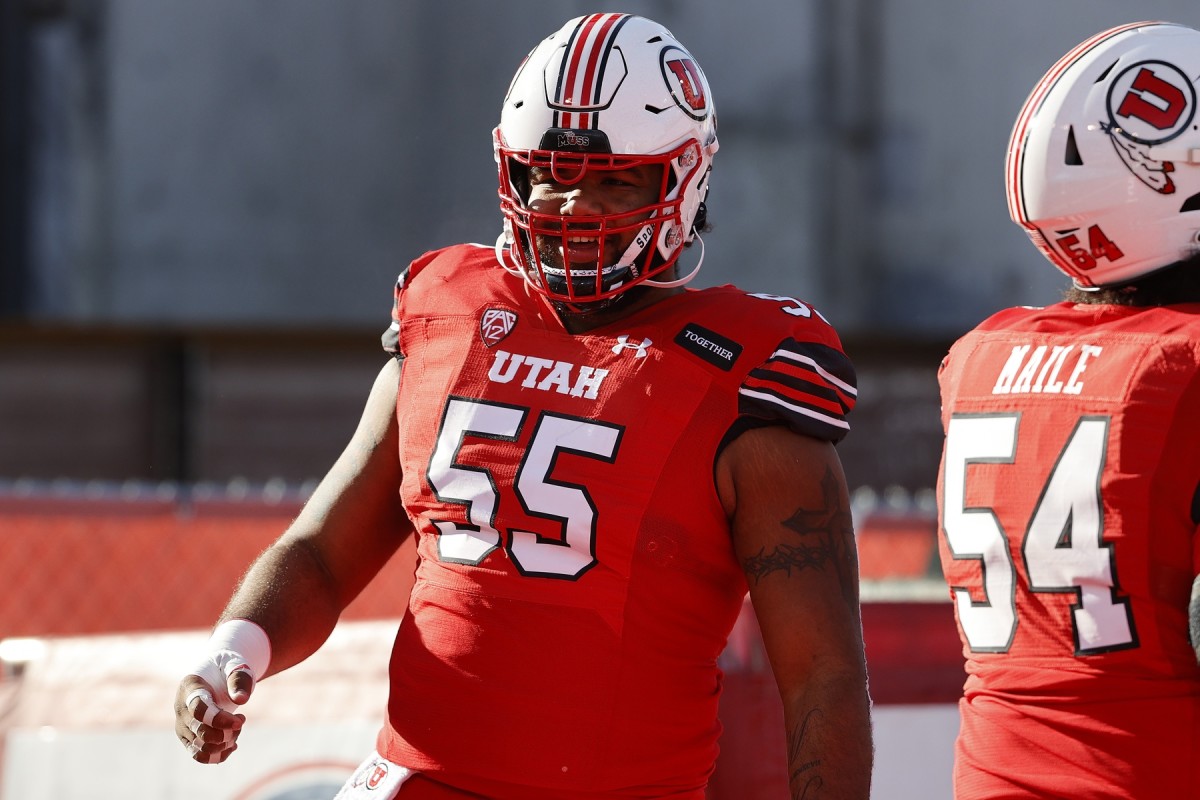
<box><xmin>173</xmin><ymin>668</ymin><xmax>251</xmax><ymax>764</ymax></box>
<box><xmin>175</xmin><ymin>619</ymin><xmax>270</xmax><ymax>763</ymax></box>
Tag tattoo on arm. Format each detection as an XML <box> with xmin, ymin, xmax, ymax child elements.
<box><xmin>787</xmin><ymin>708</ymin><xmax>824</xmax><ymax>800</ymax></box>
<box><xmin>741</xmin><ymin>467</ymin><xmax>856</xmax><ymax>606</ymax></box>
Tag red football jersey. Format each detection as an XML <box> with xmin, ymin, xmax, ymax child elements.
<box><xmin>373</xmin><ymin>244</ymin><xmax>856</xmax><ymax>798</ymax></box>
<box><xmin>937</xmin><ymin>301</ymin><xmax>1200</xmax><ymax>799</ymax></box>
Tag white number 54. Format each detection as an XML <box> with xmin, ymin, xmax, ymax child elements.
<box><xmin>942</xmin><ymin>413</ymin><xmax>1135</xmax><ymax>655</ymax></box>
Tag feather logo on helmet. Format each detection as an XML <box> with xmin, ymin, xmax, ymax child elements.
<box><xmin>1103</xmin><ymin>124</ymin><xmax>1176</xmax><ymax>194</ymax></box>
<box><xmin>1104</xmin><ymin>60</ymin><xmax>1197</xmax><ymax>195</ymax></box>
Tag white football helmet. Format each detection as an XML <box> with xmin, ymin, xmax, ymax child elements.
<box><xmin>494</xmin><ymin>13</ymin><xmax>719</xmax><ymax>305</ymax></box>
<box><xmin>1007</xmin><ymin>21</ymin><xmax>1200</xmax><ymax>288</ymax></box>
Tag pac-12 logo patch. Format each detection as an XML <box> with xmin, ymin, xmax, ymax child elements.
<box><xmin>480</xmin><ymin>308</ymin><xmax>517</xmax><ymax>347</ymax></box>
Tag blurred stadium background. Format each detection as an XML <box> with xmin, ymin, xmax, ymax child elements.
<box><xmin>1</xmin><ymin>1</ymin><xmax>1196</xmax><ymax>798</ymax></box>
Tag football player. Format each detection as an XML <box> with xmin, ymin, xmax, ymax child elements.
<box><xmin>175</xmin><ymin>13</ymin><xmax>873</xmax><ymax>799</ymax></box>
<box><xmin>937</xmin><ymin>20</ymin><xmax>1200</xmax><ymax>800</ymax></box>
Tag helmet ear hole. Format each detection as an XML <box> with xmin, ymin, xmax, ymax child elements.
<box><xmin>1064</xmin><ymin>126</ymin><xmax>1083</xmax><ymax>166</ymax></box>
<box><xmin>1180</xmin><ymin>193</ymin><xmax>1200</xmax><ymax>213</ymax></box>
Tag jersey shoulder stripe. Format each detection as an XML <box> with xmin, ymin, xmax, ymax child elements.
<box><xmin>737</xmin><ymin>335</ymin><xmax>857</xmax><ymax>443</ymax></box>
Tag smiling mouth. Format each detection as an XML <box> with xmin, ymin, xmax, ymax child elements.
<box><xmin>563</xmin><ymin>234</ymin><xmax>603</xmax><ymax>259</ymax></box>
<box><xmin>538</xmin><ymin>231</ymin><xmax>608</xmax><ymax>266</ymax></box>
<box><xmin>540</xmin><ymin>241</ymin><xmax>624</xmax><ymax>280</ymax></box>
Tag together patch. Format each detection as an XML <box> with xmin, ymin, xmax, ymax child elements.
<box><xmin>674</xmin><ymin>323</ymin><xmax>742</xmax><ymax>371</ymax></box>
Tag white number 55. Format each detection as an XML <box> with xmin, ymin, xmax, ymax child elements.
<box><xmin>427</xmin><ymin>397</ymin><xmax>622</xmax><ymax>580</ymax></box>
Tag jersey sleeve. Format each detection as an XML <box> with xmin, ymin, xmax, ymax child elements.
<box><xmin>380</xmin><ymin>270</ymin><xmax>407</xmax><ymax>357</ymax></box>
<box><xmin>736</xmin><ymin>334</ymin><xmax>858</xmax><ymax>444</ymax></box>
<box><xmin>381</xmin><ymin>249</ymin><xmax>444</xmax><ymax>358</ymax></box>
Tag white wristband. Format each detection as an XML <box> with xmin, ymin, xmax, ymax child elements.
<box><xmin>187</xmin><ymin>619</ymin><xmax>272</xmax><ymax>710</ymax></box>
<box><xmin>207</xmin><ymin>618</ymin><xmax>272</xmax><ymax>679</ymax></box>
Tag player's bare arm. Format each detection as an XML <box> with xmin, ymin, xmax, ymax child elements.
<box><xmin>718</xmin><ymin>426</ymin><xmax>873</xmax><ymax>800</ymax></box>
<box><xmin>219</xmin><ymin>357</ymin><xmax>411</xmax><ymax>672</ymax></box>
<box><xmin>174</xmin><ymin>358</ymin><xmax>413</xmax><ymax>762</ymax></box>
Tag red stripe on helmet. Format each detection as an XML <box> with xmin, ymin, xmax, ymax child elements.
<box><xmin>559</xmin><ymin>13</ymin><xmax>626</xmax><ymax>131</ymax></box>
<box><xmin>579</xmin><ymin>15</ymin><xmax>621</xmax><ymax>109</ymax></box>
<box><xmin>560</xmin><ymin>15</ymin><xmax>605</xmax><ymax>124</ymax></box>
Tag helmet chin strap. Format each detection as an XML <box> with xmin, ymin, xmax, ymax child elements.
<box><xmin>495</xmin><ymin>231</ymin><xmax>527</xmax><ymax>279</ymax></box>
<box><xmin>645</xmin><ymin>233</ymin><xmax>705</xmax><ymax>289</ymax></box>
<box><xmin>496</xmin><ymin>231</ymin><xmax>552</xmax><ymax>300</ymax></box>
<box><xmin>614</xmin><ymin>217</ymin><xmax>705</xmax><ymax>289</ymax></box>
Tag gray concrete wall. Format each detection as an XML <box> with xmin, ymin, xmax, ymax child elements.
<box><xmin>23</xmin><ymin>0</ymin><xmax>1200</xmax><ymax>335</ymax></box>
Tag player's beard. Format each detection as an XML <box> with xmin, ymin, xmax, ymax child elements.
<box><xmin>534</xmin><ymin>232</ymin><xmax>634</xmax><ymax>305</ymax></box>
<box><xmin>549</xmin><ymin>281</ymin><xmax>655</xmax><ymax>319</ymax></box>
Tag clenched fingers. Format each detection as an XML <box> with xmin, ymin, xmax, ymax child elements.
<box><xmin>174</xmin><ymin>681</ymin><xmax>245</xmax><ymax>764</ymax></box>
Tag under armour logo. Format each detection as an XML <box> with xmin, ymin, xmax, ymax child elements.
<box><xmin>612</xmin><ymin>335</ymin><xmax>652</xmax><ymax>358</ymax></box>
